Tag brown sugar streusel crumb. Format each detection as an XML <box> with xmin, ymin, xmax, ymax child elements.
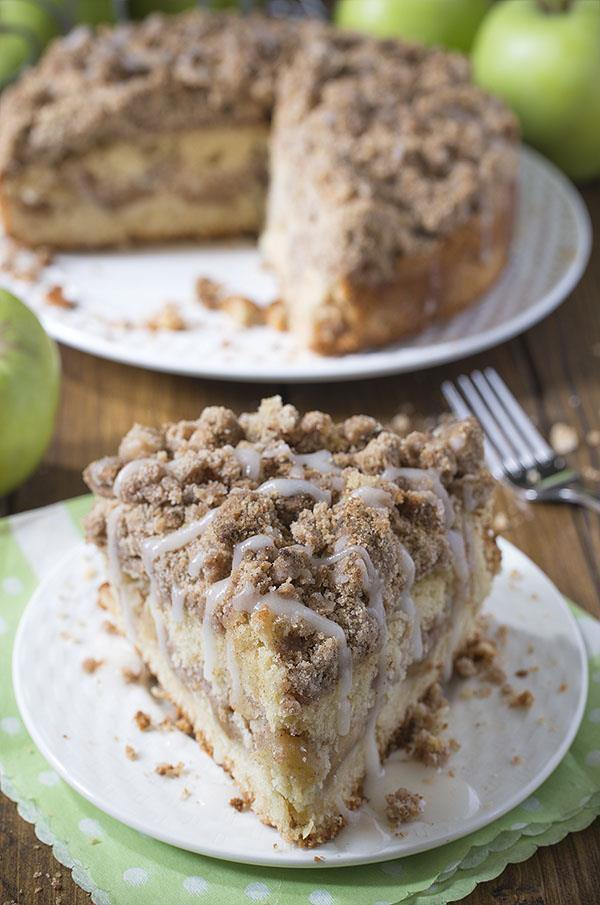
<box><xmin>125</xmin><ymin>744</ymin><xmax>138</xmax><ymax>761</ymax></box>
<box><xmin>122</xmin><ymin>666</ymin><xmax>144</xmax><ymax>684</ymax></box>
<box><xmin>45</xmin><ymin>284</ymin><xmax>76</xmax><ymax>309</ymax></box>
<box><xmin>511</xmin><ymin>755</ymin><xmax>523</xmax><ymax>765</ymax></box>
<box><xmin>509</xmin><ymin>690</ymin><xmax>534</xmax><ymax>709</ymax></box>
<box><xmin>103</xmin><ymin>619</ymin><xmax>119</xmax><ymax>635</ymax></box>
<box><xmin>145</xmin><ymin>302</ymin><xmax>187</xmax><ymax>332</ymax></box>
<box><xmin>385</xmin><ymin>788</ymin><xmax>425</xmax><ymax>827</ymax></box>
<box><xmin>229</xmin><ymin>796</ymin><xmax>250</xmax><ymax>812</ymax></box>
<box><xmin>134</xmin><ymin>710</ymin><xmax>152</xmax><ymax>731</ymax></box>
<box><xmin>81</xmin><ymin>657</ymin><xmax>103</xmax><ymax>674</ymax></box>
<box><xmin>155</xmin><ymin>761</ymin><xmax>185</xmax><ymax>778</ymax></box>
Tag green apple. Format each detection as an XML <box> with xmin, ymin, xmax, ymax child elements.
<box><xmin>73</xmin><ymin>1</ymin><xmax>117</xmax><ymax>24</ymax></box>
<box><xmin>0</xmin><ymin>0</ymin><xmax>60</xmax><ymax>84</ymax></box>
<box><xmin>129</xmin><ymin>0</ymin><xmax>204</xmax><ymax>18</ymax></box>
<box><xmin>0</xmin><ymin>29</ymin><xmax>33</xmax><ymax>85</ymax></box>
<box><xmin>0</xmin><ymin>290</ymin><xmax>60</xmax><ymax>497</ymax></box>
<box><xmin>472</xmin><ymin>0</ymin><xmax>600</xmax><ymax>181</ymax></box>
<box><xmin>335</xmin><ymin>0</ymin><xmax>491</xmax><ymax>52</ymax></box>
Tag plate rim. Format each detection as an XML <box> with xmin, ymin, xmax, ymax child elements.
<box><xmin>18</xmin><ymin>145</ymin><xmax>593</xmax><ymax>384</ymax></box>
<box><xmin>12</xmin><ymin>537</ymin><xmax>589</xmax><ymax>869</ymax></box>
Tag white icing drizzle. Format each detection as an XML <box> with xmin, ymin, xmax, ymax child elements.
<box><xmin>444</xmin><ymin>527</ymin><xmax>471</xmax><ymax>681</ymax></box>
<box><xmin>350</xmin><ymin>486</ymin><xmax>394</xmax><ymax>510</ymax></box>
<box><xmin>188</xmin><ymin>549</ymin><xmax>206</xmax><ymax>579</ymax></box>
<box><xmin>171</xmin><ymin>585</ymin><xmax>186</xmax><ymax>625</ymax></box>
<box><xmin>113</xmin><ymin>457</ymin><xmax>155</xmax><ymax>498</ymax></box>
<box><xmin>142</xmin><ymin>508</ymin><xmax>219</xmax><ymax>565</ymax></box>
<box><xmin>141</xmin><ymin>508</ymin><xmax>220</xmax><ymax>653</ymax></box>
<box><xmin>257</xmin><ymin>478</ymin><xmax>331</xmax><ymax>505</ymax></box>
<box><xmin>106</xmin><ymin>506</ymin><xmax>136</xmax><ymax>642</ymax></box>
<box><xmin>233</xmin><ymin>445</ymin><xmax>262</xmax><ymax>481</ymax></box>
<box><xmin>231</xmin><ymin>534</ymin><xmax>274</xmax><ymax>570</ymax></box>
<box><xmin>202</xmin><ymin>534</ymin><xmax>275</xmax><ymax>687</ymax></box>
<box><xmin>202</xmin><ymin>577</ymin><xmax>229</xmax><ymax>683</ymax></box>
<box><xmin>382</xmin><ymin>466</ymin><xmax>454</xmax><ymax>527</ymax></box>
<box><xmin>251</xmin><ymin>593</ymin><xmax>352</xmax><ymax>736</ymax></box>
<box><xmin>292</xmin><ymin>450</ymin><xmax>341</xmax><ymax>475</ymax></box>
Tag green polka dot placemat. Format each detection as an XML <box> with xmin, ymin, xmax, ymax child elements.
<box><xmin>1</xmin><ymin>498</ymin><xmax>599</xmax><ymax>905</ymax></box>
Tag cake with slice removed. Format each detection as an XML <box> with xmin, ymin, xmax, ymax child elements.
<box><xmin>0</xmin><ymin>10</ymin><xmax>519</xmax><ymax>354</ymax></box>
<box><xmin>83</xmin><ymin>397</ymin><xmax>500</xmax><ymax>845</ymax></box>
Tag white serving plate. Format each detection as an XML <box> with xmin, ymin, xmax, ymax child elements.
<box><xmin>1</xmin><ymin>146</ymin><xmax>591</xmax><ymax>383</ymax></box>
<box><xmin>13</xmin><ymin>537</ymin><xmax>587</xmax><ymax>868</ymax></box>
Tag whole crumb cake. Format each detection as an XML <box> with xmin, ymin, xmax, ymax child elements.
<box><xmin>83</xmin><ymin>397</ymin><xmax>500</xmax><ymax>846</ymax></box>
<box><xmin>0</xmin><ymin>10</ymin><xmax>518</xmax><ymax>355</ymax></box>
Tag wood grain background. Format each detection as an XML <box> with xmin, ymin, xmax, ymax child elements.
<box><xmin>1</xmin><ymin>183</ymin><xmax>599</xmax><ymax>905</ymax></box>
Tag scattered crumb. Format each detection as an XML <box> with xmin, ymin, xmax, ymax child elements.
<box><xmin>125</xmin><ymin>745</ymin><xmax>138</xmax><ymax>761</ymax></box>
<box><xmin>515</xmin><ymin>669</ymin><xmax>529</xmax><ymax>678</ymax></box>
<box><xmin>511</xmin><ymin>755</ymin><xmax>523</xmax><ymax>765</ymax></box>
<box><xmin>103</xmin><ymin>619</ymin><xmax>119</xmax><ymax>635</ymax></box>
<box><xmin>195</xmin><ymin>274</ymin><xmax>287</xmax><ymax>331</ymax></box>
<box><xmin>263</xmin><ymin>298</ymin><xmax>287</xmax><ymax>331</ymax></box>
<box><xmin>195</xmin><ymin>276</ymin><xmax>222</xmax><ymax>309</ymax></box>
<box><xmin>229</xmin><ymin>796</ymin><xmax>250</xmax><ymax>813</ymax></box>
<box><xmin>454</xmin><ymin>656</ymin><xmax>477</xmax><ymax>678</ymax></box>
<box><xmin>159</xmin><ymin>716</ymin><xmax>175</xmax><ymax>732</ymax></box>
<box><xmin>82</xmin><ymin>657</ymin><xmax>103</xmax><ymax>674</ymax></box>
<box><xmin>122</xmin><ymin>667</ymin><xmax>143</xmax><ymax>684</ymax></box>
<box><xmin>181</xmin><ymin>786</ymin><xmax>191</xmax><ymax>800</ymax></box>
<box><xmin>412</xmin><ymin>730</ymin><xmax>451</xmax><ymax>767</ymax></box>
<box><xmin>385</xmin><ymin>787</ymin><xmax>425</xmax><ymax>827</ymax></box>
<box><xmin>496</xmin><ymin>625</ymin><xmax>509</xmax><ymax>645</ymax></box>
<box><xmin>582</xmin><ymin>465</ymin><xmax>600</xmax><ymax>483</ymax></box>
<box><xmin>509</xmin><ymin>690</ymin><xmax>535</xmax><ymax>709</ymax></box>
<box><xmin>550</xmin><ymin>422</ymin><xmax>578</xmax><ymax>456</ymax></box>
<box><xmin>558</xmin><ymin>682</ymin><xmax>568</xmax><ymax>693</ymax></box>
<box><xmin>145</xmin><ymin>301</ymin><xmax>187</xmax><ymax>331</ymax></box>
<box><xmin>150</xmin><ymin>684</ymin><xmax>170</xmax><ymax>700</ymax></box>
<box><xmin>220</xmin><ymin>294</ymin><xmax>264</xmax><ymax>327</ymax></box>
<box><xmin>586</xmin><ymin>430</ymin><xmax>600</xmax><ymax>448</ymax></box>
<box><xmin>313</xmin><ymin>855</ymin><xmax>325</xmax><ymax>863</ymax></box>
<box><xmin>45</xmin><ymin>284</ymin><xmax>76</xmax><ymax>309</ymax></box>
<box><xmin>175</xmin><ymin>713</ymin><xmax>194</xmax><ymax>735</ymax></box>
<box><xmin>97</xmin><ymin>582</ymin><xmax>109</xmax><ymax>610</ymax></box>
<box><xmin>447</xmin><ymin>768</ymin><xmax>455</xmax><ymax>778</ymax></box>
<box><xmin>492</xmin><ymin>511</ymin><xmax>509</xmax><ymax>533</ymax></box>
<box><xmin>155</xmin><ymin>761</ymin><xmax>185</xmax><ymax>778</ymax></box>
<box><xmin>134</xmin><ymin>710</ymin><xmax>152</xmax><ymax>731</ymax></box>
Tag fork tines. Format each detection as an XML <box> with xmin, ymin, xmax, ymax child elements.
<box><xmin>442</xmin><ymin>368</ymin><xmax>555</xmax><ymax>480</ymax></box>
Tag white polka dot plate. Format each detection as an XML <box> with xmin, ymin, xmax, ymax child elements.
<box><xmin>0</xmin><ymin>147</ymin><xmax>591</xmax><ymax>383</ymax></box>
<box><xmin>12</xmin><ymin>537</ymin><xmax>588</xmax><ymax>868</ymax></box>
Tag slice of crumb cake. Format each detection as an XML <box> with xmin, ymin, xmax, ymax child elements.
<box><xmin>83</xmin><ymin>397</ymin><xmax>499</xmax><ymax>846</ymax></box>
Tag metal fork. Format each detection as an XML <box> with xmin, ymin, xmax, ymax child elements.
<box><xmin>442</xmin><ymin>368</ymin><xmax>600</xmax><ymax>513</ymax></box>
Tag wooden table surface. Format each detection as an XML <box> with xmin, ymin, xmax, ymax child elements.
<box><xmin>1</xmin><ymin>183</ymin><xmax>599</xmax><ymax>904</ymax></box>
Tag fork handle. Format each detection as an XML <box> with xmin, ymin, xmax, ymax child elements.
<box><xmin>552</xmin><ymin>486</ymin><xmax>600</xmax><ymax>514</ymax></box>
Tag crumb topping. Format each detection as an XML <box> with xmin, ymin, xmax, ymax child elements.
<box><xmin>84</xmin><ymin>397</ymin><xmax>496</xmax><ymax>704</ymax></box>
<box><xmin>385</xmin><ymin>787</ymin><xmax>424</xmax><ymax>826</ymax></box>
<box><xmin>0</xmin><ymin>9</ymin><xmax>517</xmax><ymax>288</ymax></box>
<box><xmin>0</xmin><ymin>11</ymin><xmax>312</xmax><ymax>171</ymax></box>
